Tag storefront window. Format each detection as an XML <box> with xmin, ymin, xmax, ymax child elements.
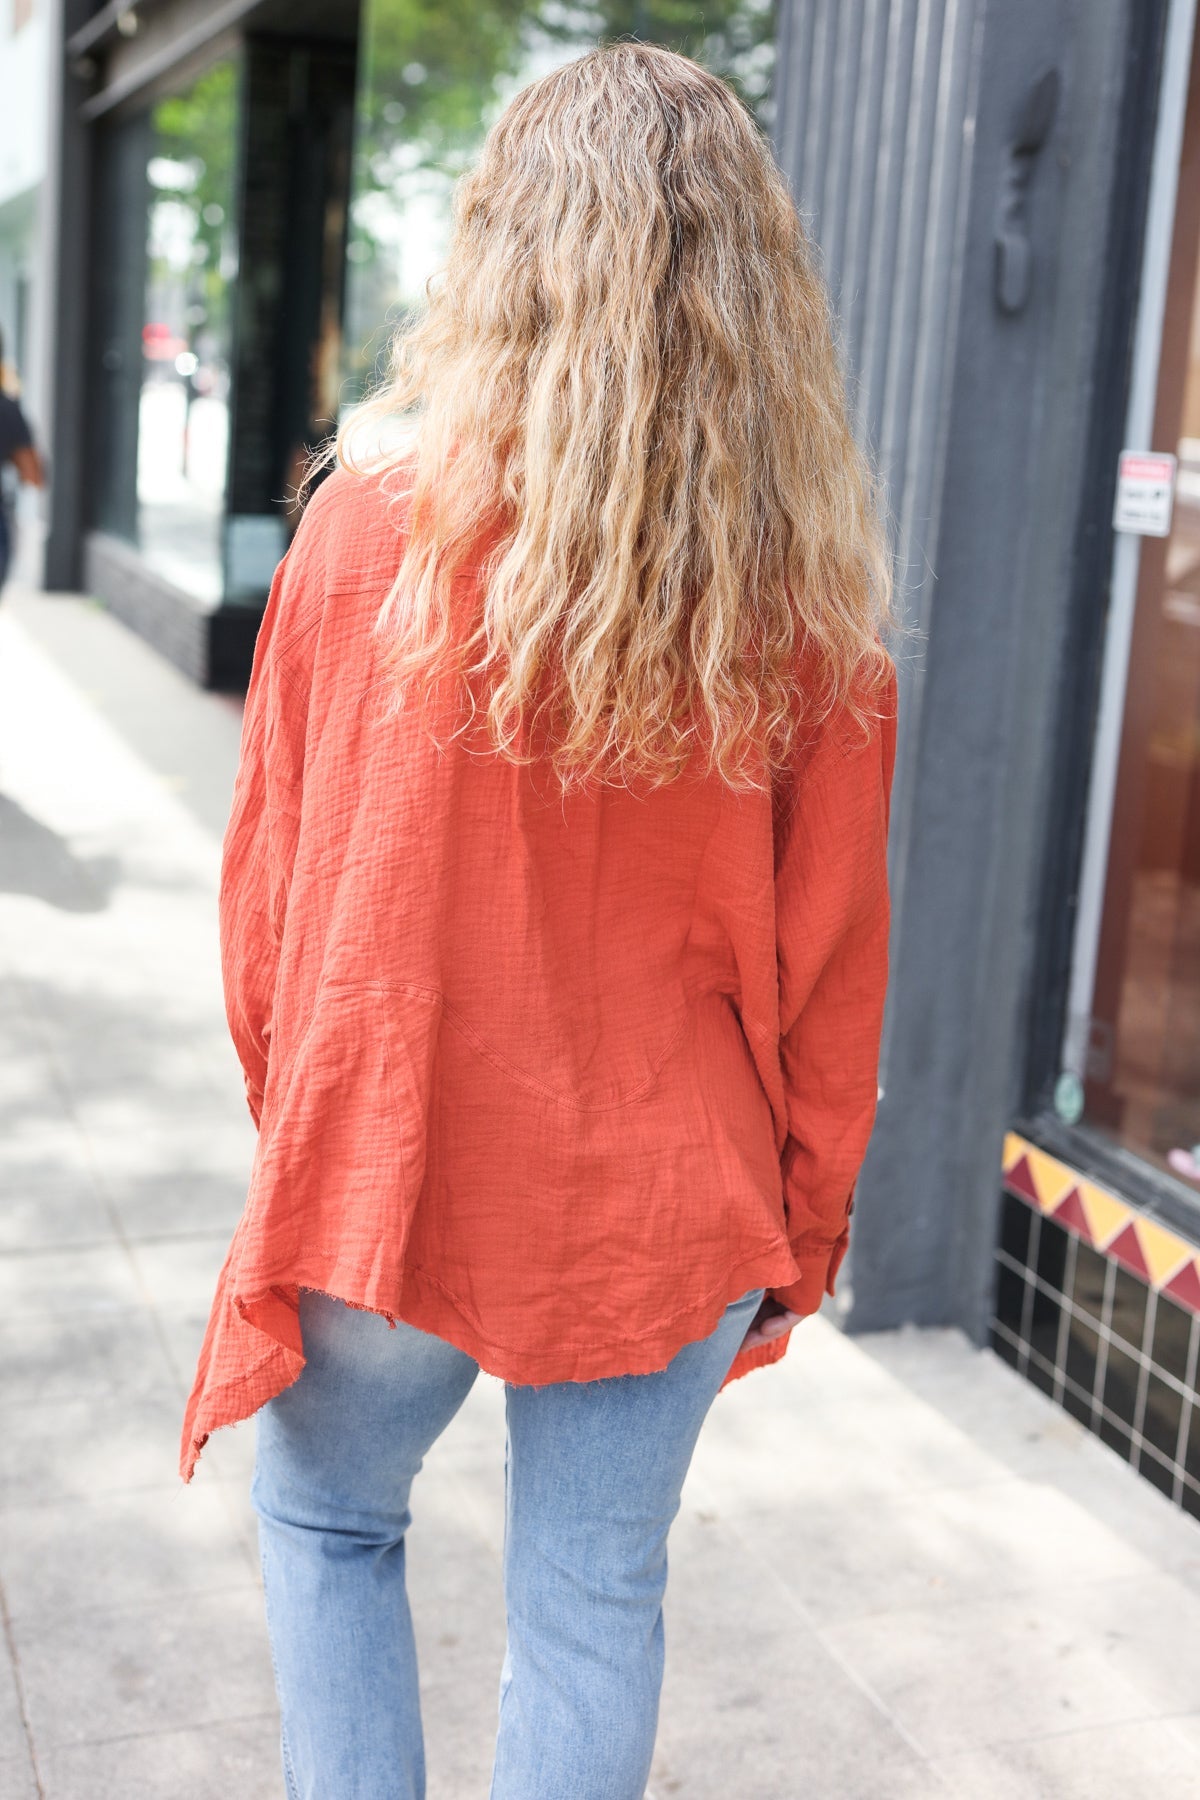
<box><xmin>342</xmin><ymin>1</ymin><xmax>776</xmax><ymax>407</ymax></box>
<box><xmin>92</xmin><ymin>34</ymin><xmax>361</xmax><ymax>617</ymax></box>
<box><xmin>1080</xmin><ymin>135</ymin><xmax>1200</xmax><ymax>1188</ymax></box>
<box><xmin>137</xmin><ymin>59</ymin><xmax>240</xmax><ymax>601</ymax></box>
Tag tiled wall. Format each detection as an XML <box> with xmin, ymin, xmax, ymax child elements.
<box><xmin>992</xmin><ymin>1134</ymin><xmax>1200</xmax><ymax>1519</ymax></box>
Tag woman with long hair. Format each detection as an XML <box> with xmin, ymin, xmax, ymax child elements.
<box><xmin>182</xmin><ymin>40</ymin><xmax>897</xmax><ymax>1799</ymax></box>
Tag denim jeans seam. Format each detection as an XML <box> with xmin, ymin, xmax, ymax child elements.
<box><xmin>259</xmin><ymin>1531</ymin><xmax>303</xmax><ymax>1800</ymax></box>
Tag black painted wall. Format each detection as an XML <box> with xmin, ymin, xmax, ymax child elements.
<box><xmin>774</xmin><ymin>0</ymin><xmax>1168</xmax><ymax>1338</ymax></box>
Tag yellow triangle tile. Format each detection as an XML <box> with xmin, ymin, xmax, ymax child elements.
<box><xmin>1002</xmin><ymin>1131</ymin><xmax>1030</xmax><ymax>1174</ymax></box>
<box><xmin>1024</xmin><ymin>1146</ymin><xmax>1079</xmax><ymax>1213</ymax></box>
<box><xmin>1135</xmin><ymin>1216</ymin><xmax>1196</xmax><ymax>1288</ymax></box>
<box><xmin>1077</xmin><ymin>1180</ymin><xmax>1131</xmax><ymax>1248</ymax></box>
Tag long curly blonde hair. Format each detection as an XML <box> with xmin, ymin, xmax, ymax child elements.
<box><xmin>340</xmin><ymin>40</ymin><xmax>894</xmax><ymax>788</ymax></box>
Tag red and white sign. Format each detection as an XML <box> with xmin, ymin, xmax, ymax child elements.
<box><xmin>1113</xmin><ymin>450</ymin><xmax>1177</xmax><ymax>537</ymax></box>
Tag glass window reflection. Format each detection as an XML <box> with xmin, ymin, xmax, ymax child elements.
<box><xmin>137</xmin><ymin>59</ymin><xmax>240</xmax><ymax>601</ymax></box>
<box><xmin>1083</xmin><ymin>156</ymin><xmax>1200</xmax><ymax>1184</ymax></box>
<box><xmin>343</xmin><ymin>2</ymin><xmax>776</xmax><ymax>406</ymax></box>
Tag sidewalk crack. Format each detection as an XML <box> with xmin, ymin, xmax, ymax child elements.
<box><xmin>0</xmin><ymin>1571</ymin><xmax>46</xmax><ymax>1799</ymax></box>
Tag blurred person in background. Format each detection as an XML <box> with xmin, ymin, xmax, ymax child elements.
<box><xmin>181</xmin><ymin>43</ymin><xmax>897</xmax><ymax>1800</ymax></box>
<box><xmin>0</xmin><ymin>329</ymin><xmax>45</xmax><ymax>594</ymax></box>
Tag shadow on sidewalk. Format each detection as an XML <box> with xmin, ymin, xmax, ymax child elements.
<box><xmin>0</xmin><ymin>792</ymin><xmax>119</xmax><ymax>912</ymax></box>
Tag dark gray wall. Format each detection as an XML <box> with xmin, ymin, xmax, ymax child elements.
<box><xmin>775</xmin><ymin>0</ymin><xmax>1159</xmax><ymax>1335</ymax></box>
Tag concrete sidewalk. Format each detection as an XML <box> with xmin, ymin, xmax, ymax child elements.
<box><xmin>1</xmin><ymin>586</ymin><xmax>1198</xmax><ymax>1800</ymax></box>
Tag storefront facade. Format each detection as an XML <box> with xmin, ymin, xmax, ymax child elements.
<box><xmin>986</xmin><ymin>1</ymin><xmax>1200</xmax><ymax>1515</ymax></box>
<box><xmin>38</xmin><ymin>0</ymin><xmax>1200</xmax><ymax>1516</ymax></box>
<box><xmin>778</xmin><ymin>0</ymin><xmax>1200</xmax><ymax>1520</ymax></box>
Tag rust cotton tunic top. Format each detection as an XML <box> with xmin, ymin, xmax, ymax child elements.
<box><xmin>179</xmin><ymin>468</ymin><xmax>898</xmax><ymax>1481</ymax></box>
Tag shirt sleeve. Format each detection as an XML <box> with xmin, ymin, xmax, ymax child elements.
<box><xmin>767</xmin><ymin>660</ymin><xmax>899</xmax><ymax>1315</ymax></box>
<box><xmin>219</xmin><ymin>496</ymin><xmax>329</xmax><ymax>1126</ymax></box>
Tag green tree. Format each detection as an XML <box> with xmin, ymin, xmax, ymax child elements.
<box><xmin>343</xmin><ymin>0</ymin><xmax>775</xmax><ymax>389</ymax></box>
<box><xmin>149</xmin><ymin>58</ymin><xmax>240</xmax><ymax>343</ymax></box>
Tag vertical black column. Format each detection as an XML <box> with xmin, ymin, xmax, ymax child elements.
<box><xmin>844</xmin><ymin>0</ymin><xmax>1162</xmax><ymax>1338</ymax></box>
<box><xmin>87</xmin><ymin>111</ymin><xmax>151</xmax><ymax>547</ymax></box>
<box><xmin>223</xmin><ymin>36</ymin><xmax>357</xmax><ymax>607</ymax></box>
<box><xmin>38</xmin><ymin>0</ymin><xmax>97</xmax><ymax>590</ymax></box>
<box><xmin>771</xmin><ymin>0</ymin><xmax>1163</xmax><ymax>1338</ymax></box>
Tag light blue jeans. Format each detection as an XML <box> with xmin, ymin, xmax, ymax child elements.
<box><xmin>249</xmin><ymin>1284</ymin><xmax>764</xmax><ymax>1800</ymax></box>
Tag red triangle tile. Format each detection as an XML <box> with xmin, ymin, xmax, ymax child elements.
<box><xmin>1106</xmin><ymin>1221</ymin><xmax>1151</xmax><ymax>1281</ymax></box>
<box><xmin>1003</xmin><ymin>1155</ymin><xmax>1038</xmax><ymax>1204</ymax></box>
<box><xmin>1049</xmin><ymin>1186</ymin><xmax>1093</xmax><ymax>1242</ymax></box>
<box><xmin>1163</xmin><ymin>1257</ymin><xmax>1200</xmax><ymax>1316</ymax></box>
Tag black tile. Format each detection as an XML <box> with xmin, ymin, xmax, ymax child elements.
<box><xmin>999</xmin><ymin>1192</ymin><xmax>1033</xmax><ymax>1266</ymax></box>
<box><xmin>1141</xmin><ymin>1372</ymin><xmax>1184</xmax><ymax>1463</ymax></box>
<box><xmin>1071</xmin><ymin>1242</ymin><xmax>1109</xmax><ymax>1326</ymax></box>
<box><xmin>1061</xmin><ymin>1382</ymin><xmax>1094</xmax><ymax>1428</ymax></box>
<box><xmin>1065</xmin><ymin>1318</ymin><xmax>1099</xmax><ymax>1396</ymax></box>
<box><xmin>1035</xmin><ymin>1217</ymin><xmax>1069</xmax><ymax>1294</ymax></box>
<box><xmin>995</xmin><ymin>1263</ymin><xmax>1028</xmax><ymax>1337</ymax></box>
<box><xmin>990</xmin><ymin>1325</ymin><xmax>1020</xmax><ymax>1370</ymax></box>
<box><xmin>1027</xmin><ymin>1354</ymin><xmax>1057</xmax><ymax>1398</ymax></box>
<box><xmin>1182</xmin><ymin>1479</ymin><xmax>1200</xmax><ymax>1523</ymax></box>
<box><xmin>1102</xmin><ymin>1343</ymin><xmax>1142</xmax><ymax>1431</ymax></box>
<box><xmin>1186</xmin><ymin>1405</ymin><xmax>1200</xmax><ymax>1485</ymax></box>
<box><xmin>1098</xmin><ymin>1411</ymin><xmax>1134</xmax><ymax>1462</ymax></box>
<box><xmin>1137</xmin><ymin>1446</ymin><xmax>1177</xmax><ymax>1502</ymax></box>
<box><xmin>1152</xmin><ymin>1294</ymin><xmax>1195</xmax><ymax>1388</ymax></box>
<box><xmin>1110</xmin><ymin>1264</ymin><xmax>1149</xmax><ymax>1355</ymax></box>
<box><xmin>1029</xmin><ymin>1285</ymin><xmax>1062</xmax><ymax>1366</ymax></box>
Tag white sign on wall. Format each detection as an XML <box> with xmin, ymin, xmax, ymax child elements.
<box><xmin>1113</xmin><ymin>450</ymin><xmax>1178</xmax><ymax>537</ymax></box>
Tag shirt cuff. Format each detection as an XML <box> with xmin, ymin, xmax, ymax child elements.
<box><xmin>767</xmin><ymin>1231</ymin><xmax>850</xmax><ymax>1315</ymax></box>
<box><xmin>721</xmin><ymin>1331</ymin><xmax>791</xmax><ymax>1388</ymax></box>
